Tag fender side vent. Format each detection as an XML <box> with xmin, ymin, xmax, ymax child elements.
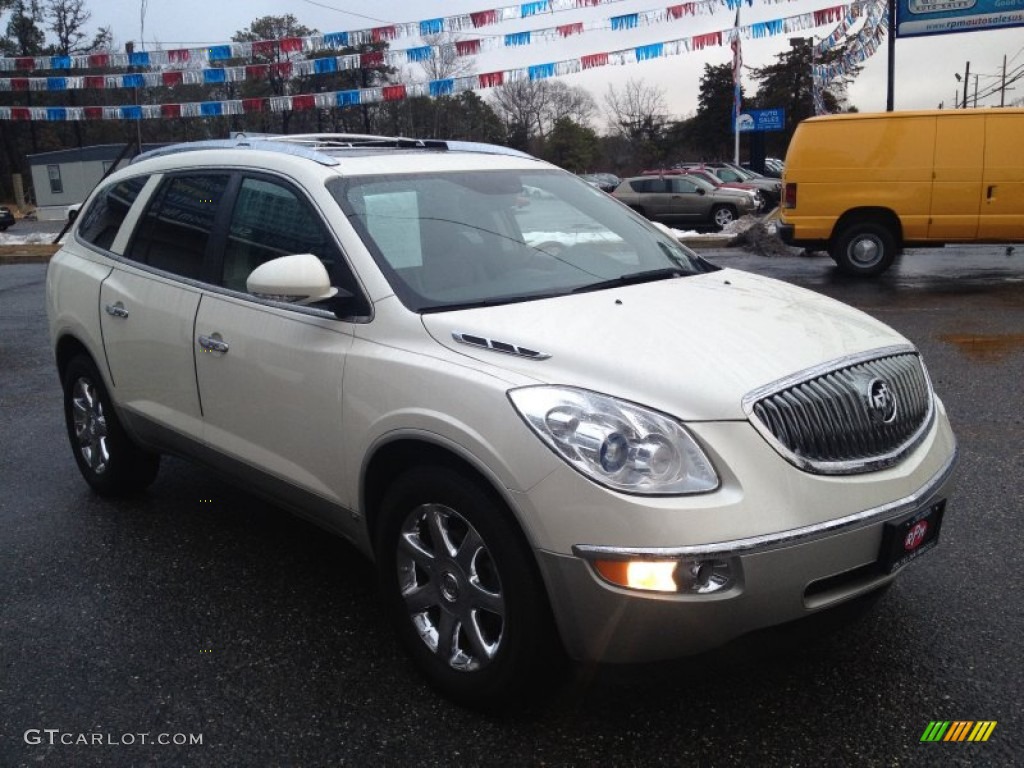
<box><xmin>452</xmin><ymin>332</ymin><xmax>550</xmax><ymax>360</ymax></box>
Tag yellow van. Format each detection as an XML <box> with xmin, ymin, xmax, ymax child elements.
<box><xmin>778</xmin><ymin>108</ymin><xmax>1024</xmax><ymax>276</ymax></box>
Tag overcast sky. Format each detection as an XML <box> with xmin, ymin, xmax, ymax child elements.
<box><xmin>83</xmin><ymin>0</ymin><xmax>1024</xmax><ymax>124</ymax></box>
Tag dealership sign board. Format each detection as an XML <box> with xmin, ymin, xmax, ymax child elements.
<box><xmin>896</xmin><ymin>0</ymin><xmax>1024</xmax><ymax>38</ymax></box>
<box><xmin>736</xmin><ymin>108</ymin><xmax>785</xmax><ymax>132</ymax></box>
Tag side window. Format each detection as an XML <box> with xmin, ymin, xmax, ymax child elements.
<box><xmin>632</xmin><ymin>179</ymin><xmax>661</xmax><ymax>193</ymax></box>
<box><xmin>671</xmin><ymin>179</ymin><xmax>698</xmax><ymax>194</ymax></box>
<box><xmin>127</xmin><ymin>174</ymin><xmax>230</xmax><ymax>280</ymax></box>
<box><xmin>718</xmin><ymin>169</ymin><xmax>742</xmax><ymax>182</ymax></box>
<box><xmin>222</xmin><ymin>177</ymin><xmax>336</xmax><ymax>292</ymax></box>
<box><xmin>77</xmin><ymin>176</ymin><xmax>149</xmax><ymax>251</ymax></box>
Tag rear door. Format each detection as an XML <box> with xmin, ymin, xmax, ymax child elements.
<box><xmin>928</xmin><ymin>114</ymin><xmax>983</xmax><ymax>240</ymax></box>
<box><xmin>632</xmin><ymin>178</ymin><xmax>667</xmax><ymax>218</ymax></box>
<box><xmin>978</xmin><ymin>113</ymin><xmax>1024</xmax><ymax>241</ymax></box>
<box><xmin>99</xmin><ymin>173</ymin><xmax>232</xmax><ymax>440</ymax></box>
<box><xmin>666</xmin><ymin>177</ymin><xmax>707</xmax><ymax>224</ymax></box>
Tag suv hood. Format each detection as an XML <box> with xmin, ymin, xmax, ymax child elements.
<box><xmin>421</xmin><ymin>269</ymin><xmax>906</xmax><ymax>421</ymax></box>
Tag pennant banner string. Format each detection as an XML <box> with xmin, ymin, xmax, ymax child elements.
<box><xmin>0</xmin><ymin>2</ymin><xmax>874</xmax><ymax>121</ymax></box>
<box><xmin>0</xmin><ymin>0</ymin><xmax>783</xmax><ymax>73</ymax></box>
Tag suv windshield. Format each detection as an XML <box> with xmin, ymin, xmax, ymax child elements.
<box><xmin>328</xmin><ymin>169</ymin><xmax>715</xmax><ymax>312</ymax></box>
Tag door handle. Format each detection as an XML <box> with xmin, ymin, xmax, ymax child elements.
<box><xmin>987</xmin><ymin>185</ymin><xmax>996</xmax><ymax>200</ymax></box>
<box><xmin>104</xmin><ymin>302</ymin><xmax>129</xmax><ymax>319</ymax></box>
<box><xmin>197</xmin><ymin>334</ymin><xmax>230</xmax><ymax>354</ymax></box>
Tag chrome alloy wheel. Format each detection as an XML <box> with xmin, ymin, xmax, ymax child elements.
<box><xmin>71</xmin><ymin>377</ymin><xmax>110</xmax><ymax>475</ymax></box>
<box><xmin>396</xmin><ymin>503</ymin><xmax>506</xmax><ymax>672</ymax></box>
<box><xmin>713</xmin><ymin>206</ymin><xmax>736</xmax><ymax>229</ymax></box>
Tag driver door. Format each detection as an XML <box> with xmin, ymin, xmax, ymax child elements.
<box><xmin>194</xmin><ymin>175</ymin><xmax>360</xmax><ymax>517</ymax></box>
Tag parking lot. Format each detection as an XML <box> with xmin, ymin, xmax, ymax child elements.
<box><xmin>1</xmin><ymin>247</ymin><xmax>1022</xmax><ymax>767</ymax></box>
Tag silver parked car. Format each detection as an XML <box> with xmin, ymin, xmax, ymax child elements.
<box><xmin>612</xmin><ymin>174</ymin><xmax>759</xmax><ymax>229</ymax></box>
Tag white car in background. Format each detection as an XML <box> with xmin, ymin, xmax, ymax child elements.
<box><xmin>47</xmin><ymin>134</ymin><xmax>957</xmax><ymax>709</ymax></box>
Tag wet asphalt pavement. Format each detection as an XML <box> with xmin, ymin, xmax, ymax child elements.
<box><xmin>1</xmin><ymin>247</ymin><xmax>1022</xmax><ymax>767</ymax></box>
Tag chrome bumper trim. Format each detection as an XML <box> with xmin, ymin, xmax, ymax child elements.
<box><xmin>573</xmin><ymin>445</ymin><xmax>957</xmax><ymax>561</ymax></box>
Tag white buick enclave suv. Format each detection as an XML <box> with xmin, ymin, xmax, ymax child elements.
<box><xmin>47</xmin><ymin>135</ymin><xmax>957</xmax><ymax>708</ymax></box>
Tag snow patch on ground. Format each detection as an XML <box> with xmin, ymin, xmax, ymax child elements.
<box><xmin>651</xmin><ymin>221</ymin><xmax>736</xmax><ymax>240</ymax></box>
<box><xmin>0</xmin><ymin>231</ymin><xmax>63</xmax><ymax>245</ymax></box>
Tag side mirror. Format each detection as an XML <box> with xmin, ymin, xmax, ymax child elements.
<box><xmin>247</xmin><ymin>253</ymin><xmax>338</xmax><ymax>305</ymax></box>
<box><xmin>697</xmin><ymin>187</ymin><xmax>706</xmax><ymax>196</ymax></box>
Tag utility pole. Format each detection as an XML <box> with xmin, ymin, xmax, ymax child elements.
<box><xmin>1001</xmin><ymin>55</ymin><xmax>1007</xmax><ymax>107</ymax></box>
<box><xmin>973</xmin><ymin>74</ymin><xmax>979</xmax><ymax>107</ymax></box>
<box><xmin>886</xmin><ymin>0</ymin><xmax>895</xmax><ymax>111</ymax></box>
<box><xmin>962</xmin><ymin>61</ymin><xmax>970</xmax><ymax>109</ymax></box>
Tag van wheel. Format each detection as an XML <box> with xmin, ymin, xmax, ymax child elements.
<box><xmin>376</xmin><ymin>466</ymin><xmax>558</xmax><ymax>710</ymax></box>
<box><xmin>830</xmin><ymin>222</ymin><xmax>897</xmax><ymax>276</ymax></box>
<box><xmin>711</xmin><ymin>205</ymin><xmax>736</xmax><ymax>230</ymax></box>
<box><xmin>62</xmin><ymin>355</ymin><xmax>160</xmax><ymax>496</ymax></box>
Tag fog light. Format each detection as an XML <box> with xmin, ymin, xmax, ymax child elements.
<box><xmin>593</xmin><ymin>557</ymin><xmax>737</xmax><ymax>594</ymax></box>
<box><xmin>676</xmin><ymin>558</ymin><xmax>735</xmax><ymax>594</ymax></box>
<box><xmin>594</xmin><ymin>559</ymin><xmax>678</xmax><ymax>592</ymax></box>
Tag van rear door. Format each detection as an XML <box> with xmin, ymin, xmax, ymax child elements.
<box><xmin>928</xmin><ymin>114</ymin><xmax>982</xmax><ymax>240</ymax></box>
<box><xmin>979</xmin><ymin>113</ymin><xmax>1024</xmax><ymax>241</ymax></box>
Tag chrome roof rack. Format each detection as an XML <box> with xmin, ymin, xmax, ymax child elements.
<box><xmin>132</xmin><ymin>138</ymin><xmax>343</xmax><ymax>166</ymax></box>
<box><xmin>267</xmin><ymin>133</ymin><xmax>449</xmax><ymax>150</ymax></box>
<box><xmin>132</xmin><ymin>133</ymin><xmax>537</xmax><ymax>167</ymax></box>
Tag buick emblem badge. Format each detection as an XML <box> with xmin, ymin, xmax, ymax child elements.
<box><xmin>866</xmin><ymin>378</ymin><xmax>898</xmax><ymax>424</ymax></box>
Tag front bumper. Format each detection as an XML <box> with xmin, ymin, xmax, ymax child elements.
<box><xmin>533</xmin><ymin>446</ymin><xmax>957</xmax><ymax>664</ymax></box>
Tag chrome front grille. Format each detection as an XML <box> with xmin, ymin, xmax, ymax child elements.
<box><xmin>745</xmin><ymin>348</ymin><xmax>934</xmax><ymax>475</ymax></box>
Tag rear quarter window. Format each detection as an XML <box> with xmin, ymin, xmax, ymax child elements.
<box><xmin>76</xmin><ymin>176</ymin><xmax>149</xmax><ymax>251</ymax></box>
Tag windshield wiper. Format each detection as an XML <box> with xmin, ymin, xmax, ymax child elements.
<box><xmin>420</xmin><ymin>294</ymin><xmax>553</xmax><ymax>313</ymax></box>
<box><xmin>570</xmin><ymin>267</ymin><xmax>688</xmax><ymax>294</ymax></box>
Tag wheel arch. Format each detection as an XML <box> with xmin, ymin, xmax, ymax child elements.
<box><xmin>831</xmin><ymin>207</ymin><xmax>903</xmax><ymax>245</ymax></box>
<box><xmin>55</xmin><ymin>333</ymin><xmax>99</xmax><ymax>383</ymax></box>
<box><xmin>360</xmin><ymin>435</ymin><xmax>536</xmax><ymax>557</ymax></box>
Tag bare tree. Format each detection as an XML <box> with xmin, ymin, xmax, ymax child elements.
<box><xmin>604</xmin><ymin>78</ymin><xmax>669</xmax><ymax>142</ymax></box>
<box><xmin>418</xmin><ymin>31</ymin><xmax>474</xmax><ymax>82</ymax></box>
<box><xmin>543</xmin><ymin>81</ymin><xmax>597</xmax><ymax>130</ymax></box>
<box><xmin>490</xmin><ymin>78</ymin><xmax>549</xmax><ymax>140</ymax></box>
<box><xmin>489</xmin><ymin>79</ymin><xmax>596</xmax><ymax>142</ymax></box>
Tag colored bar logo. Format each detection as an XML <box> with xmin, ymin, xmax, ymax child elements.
<box><xmin>921</xmin><ymin>721</ymin><xmax>997</xmax><ymax>742</ymax></box>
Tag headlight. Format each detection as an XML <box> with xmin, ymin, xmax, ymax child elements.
<box><xmin>508</xmin><ymin>386</ymin><xmax>719</xmax><ymax>495</ymax></box>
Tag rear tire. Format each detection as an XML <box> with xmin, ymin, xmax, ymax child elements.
<box><xmin>376</xmin><ymin>465</ymin><xmax>559</xmax><ymax>710</ymax></box>
<box><xmin>829</xmin><ymin>221</ymin><xmax>897</xmax><ymax>277</ymax></box>
<box><xmin>62</xmin><ymin>355</ymin><xmax>160</xmax><ymax>496</ymax></box>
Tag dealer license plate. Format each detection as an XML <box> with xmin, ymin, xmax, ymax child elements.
<box><xmin>877</xmin><ymin>499</ymin><xmax>946</xmax><ymax>574</ymax></box>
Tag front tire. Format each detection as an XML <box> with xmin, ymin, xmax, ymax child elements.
<box><xmin>376</xmin><ymin>466</ymin><xmax>558</xmax><ymax>709</ymax></box>
<box><xmin>62</xmin><ymin>355</ymin><xmax>159</xmax><ymax>496</ymax></box>
<box><xmin>711</xmin><ymin>205</ymin><xmax>736</xmax><ymax>230</ymax></box>
<box><xmin>829</xmin><ymin>221</ymin><xmax>897</xmax><ymax>276</ymax></box>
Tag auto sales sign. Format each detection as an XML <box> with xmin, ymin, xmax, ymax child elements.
<box><xmin>896</xmin><ymin>0</ymin><xmax>1024</xmax><ymax>38</ymax></box>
